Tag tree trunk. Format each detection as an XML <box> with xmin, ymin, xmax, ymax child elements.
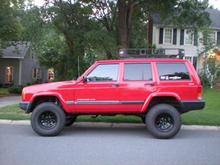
<box><xmin>106</xmin><ymin>50</ymin><xmax>113</xmax><ymax>59</ymax></box>
<box><xmin>117</xmin><ymin>0</ymin><xmax>129</xmax><ymax>48</ymax></box>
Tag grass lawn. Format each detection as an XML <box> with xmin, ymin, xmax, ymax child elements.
<box><xmin>181</xmin><ymin>88</ymin><xmax>220</xmax><ymax>125</ymax></box>
<box><xmin>0</xmin><ymin>88</ymin><xmax>220</xmax><ymax>125</ymax></box>
<box><xmin>0</xmin><ymin>88</ymin><xmax>9</xmax><ymax>97</ymax></box>
<box><xmin>0</xmin><ymin>104</ymin><xmax>30</xmax><ymax>120</ymax></box>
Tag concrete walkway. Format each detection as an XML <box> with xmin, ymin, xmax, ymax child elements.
<box><xmin>0</xmin><ymin>96</ymin><xmax>20</xmax><ymax>108</ymax></box>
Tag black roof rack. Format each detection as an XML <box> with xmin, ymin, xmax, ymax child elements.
<box><xmin>119</xmin><ymin>48</ymin><xmax>185</xmax><ymax>59</ymax></box>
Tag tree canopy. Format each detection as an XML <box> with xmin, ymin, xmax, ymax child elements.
<box><xmin>0</xmin><ymin>0</ymin><xmax>212</xmax><ymax>80</ymax></box>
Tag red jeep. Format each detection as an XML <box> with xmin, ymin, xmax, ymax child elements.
<box><xmin>20</xmin><ymin>58</ymin><xmax>205</xmax><ymax>138</ymax></box>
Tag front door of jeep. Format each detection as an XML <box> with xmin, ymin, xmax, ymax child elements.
<box><xmin>75</xmin><ymin>63</ymin><xmax>120</xmax><ymax>113</ymax></box>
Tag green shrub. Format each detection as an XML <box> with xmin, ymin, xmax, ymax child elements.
<box><xmin>199</xmin><ymin>72</ymin><xmax>210</xmax><ymax>88</ymax></box>
<box><xmin>26</xmin><ymin>80</ymin><xmax>40</xmax><ymax>86</ymax></box>
<box><xmin>8</xmin><ymin>86</ymin><xmax>23</xmax><ymax>94</ymax></box>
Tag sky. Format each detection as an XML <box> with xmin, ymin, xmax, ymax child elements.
<box><xmin>34</xmin><ymin>0</ymin><xmax>220</xmax><ymax>9</ymax></box>
<box><xmin>209</xmin><ymin>0</ymin><xmax>220</xmax><ymax>9</ymax></box>
<box><xmin>34</xmin><ymin>0</ymin><xmax>44</xmax><ymax>6</ymax></box>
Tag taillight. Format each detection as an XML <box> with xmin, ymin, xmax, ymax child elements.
<box><xmin>197</xmin><ymin>86</ymin><xmax>202</xmax><ymax>100</ymax></box>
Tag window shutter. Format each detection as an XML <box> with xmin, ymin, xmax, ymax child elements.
<box><xmin>180</xmin><ymin>29</ymin><xmax>184</xmax><ymax>45</ymax></box>
<box><xmin>194</xmin><ymin>30</ymin><xmax>198</xmax><ymax>46</ymax></box>
<box><xmin>217</xmin><ymin>32</ymin><xmax>220</xmax><ymax>45</ymax></box>
<box><xmin>173</xmin><ymin>28</ymin><xmax>177</xmax><ymax>45</ymax></box>
<box><xmin>193</xmin><ymin>57</ymin><xmax>197</xmax><ymax>69</ymax></box>
<box><xmin>159</xmin><ymin>28</ymin><xmax>163</xmax><ymax>44</ymax></box>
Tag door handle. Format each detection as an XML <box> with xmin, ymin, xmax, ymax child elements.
<box><xmin>144</xmin><ymin>82</ymin><xmax>155</xmax><ymax>86</ymax></box>
<box><xmin>112</xmin><ymin>83</ymin><xmax>120</xmax><ymax>87</ymax></box>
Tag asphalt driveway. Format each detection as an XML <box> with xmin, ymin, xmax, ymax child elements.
<box><xmin>0</xmin><ymin>96</ymin><xmax>20</xmax><ymax>108</ymax></box>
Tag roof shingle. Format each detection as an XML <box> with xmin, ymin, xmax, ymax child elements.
<box><xmin>0</xmin><ymin>42</ymin><xmax>30</xmax><ymax>59</ymax></box>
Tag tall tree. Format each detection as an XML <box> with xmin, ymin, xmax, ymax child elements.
<box><xmin>0</xmin><ymin>0</ymin><xmax>24</xmax><ymax>48</ymax></box>
<box><xmin>88</xmin><ymin>0</ymin><xmax>210</xmax><ymax>49</ymax></box>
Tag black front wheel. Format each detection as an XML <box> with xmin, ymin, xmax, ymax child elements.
<box><xmin>145</xmin><ymin>104</ymin><xmax>181</xmax><ymax>139</ymax></box>
<box><xmin>31</xmin><ymin>103</ymin><xmax>65</xmax><ymax>136</ymax></box>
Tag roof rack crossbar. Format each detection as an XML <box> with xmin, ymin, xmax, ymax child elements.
<box><xmin>119</xmin><ymin>48</ymin><xmax>185</xmax><ymax>59</ymax></box>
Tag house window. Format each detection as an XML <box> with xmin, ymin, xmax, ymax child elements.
<box><xmin>32</xmin><ymin>68</ymin><xmax>41</xmax><ymax>80</ymax></box>
<box><xmin>48</xmin><ymin>68</ymin><xmax>55</xmax><ymax>81</ymax></box>
<box><xmin>185</xmin><ymin>29</ymin><xmax>194</xmax><ymax>45</ymax></box>
<box><xmin>5</xmin><ymin>66</ymin><xmax>13</xmax><ymax>83</ymax></box>
<box><xmin>164</xmin><ymin>28</ymin><xmax>173</xmax><ymax>44</ymax></box>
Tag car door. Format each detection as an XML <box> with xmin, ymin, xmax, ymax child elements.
<box><xmin>75</xmin><ymin>63</ymin><xmax>120</xmax><ymax>113</ymax></box>
<box><xmin>117</xmin><ymin>62</ymin><xmax>156</xmax><ymax>113</ymax></box>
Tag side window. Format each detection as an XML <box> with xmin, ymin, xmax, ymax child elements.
<box><xmin>124</xmin><ymin>63</ymin><xmax>152</xmax><ymax>81</ymax></box>
<box><xmin>87</xmin><ymin>64</ymin><xmax>118</xmax><ymax>82</ymax></box>
<box><xmin>157</xmin><ymin>63</ymin><xmax>190</xmax><ymax>81</ymax></box>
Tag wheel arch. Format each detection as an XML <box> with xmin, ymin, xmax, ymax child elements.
<box><xmin>141</xmin><ymin>93</ymin><xmax>182</xmax><ymax>113</ymax></box>
<box><xmin>29</xmin><ymin>93</ymin><xmax>66</xmax><ymax>113</ymax></box>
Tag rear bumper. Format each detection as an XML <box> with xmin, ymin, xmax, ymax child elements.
<box><xmin>180</xmin><ymin>100</ymin><xmax>205</xmax><ymax>113</ymax></box>
<box><xmin>19</xmin><ymin>102</ymin><xmax>31</xmax><ymax>113</ymax></box>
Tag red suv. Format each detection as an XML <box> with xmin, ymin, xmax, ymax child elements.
<box><xmin>20</xmin><ymin>58</ymin><xmax>205</xmax><ymax>138</ymax></box>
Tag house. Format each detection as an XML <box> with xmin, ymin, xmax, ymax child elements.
<box><xmin>148</xmin><ymin>8</ymin><xmax>220</xmax><ymax>70</ymax></box>
<box><xmin>0</xmin><ymin>42</ymin><xmax>54</xmax><ymax>86</ymax></box>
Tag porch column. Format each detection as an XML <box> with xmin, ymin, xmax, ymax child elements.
<box><xmin>18</xmin><ymin>59</ymin><xmax>22</xmax><ymax>85</ymax></box>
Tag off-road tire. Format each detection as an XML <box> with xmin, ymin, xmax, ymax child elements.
<box><xmin>145</xmin><ymin>104</ymin><xmax>181</xmax><ymax>139</ymax></box>
<box><xmin>31</xmin><ymin>102</ymin><xmax>65</xmax><ymax>136</ymax></box>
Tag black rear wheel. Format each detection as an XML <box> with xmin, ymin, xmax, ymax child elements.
<box><xmin>31</xmin><ymin>103</ymin><xmax>65</xmax><ymax>136</ymax></box>
<box><xmin>145</xmin><ymin>104</ymin><xmax>181</xmax><ymax>139</ymax></box>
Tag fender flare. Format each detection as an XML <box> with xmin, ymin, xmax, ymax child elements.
<box><xmin>141</xmin><ymin>92</ymin><xmax>181</xmax><ymax>113</ymax></box>
<box><xmin>30</xmin><ymin>92</ymin><xmax>67</xmax><ymax>110</ymax></box>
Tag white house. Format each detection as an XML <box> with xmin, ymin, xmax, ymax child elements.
<box><xmin>148</xmin><ymin>8</ymin><xmax>220</xmax><ymax>70</ymax></box>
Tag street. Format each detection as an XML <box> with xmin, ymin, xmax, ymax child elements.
<box><xmin>0</xmin><ymin>123</ymin><xmax>220</xmax><ymax>165</ymax></box>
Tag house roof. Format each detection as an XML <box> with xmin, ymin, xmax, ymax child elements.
<box><xmin>152</xmin><ymin>8</ymin><xmax>220</xmax><ymax>29</ymax></box>
<box><xmin>206</xmin><ymin>8</ymin><xmax>220</xmax><ymax>29</ymax></box>
<box><xmin>0</xmin><ymin>42</ymin><xmax>31</xmax><ymax>59</ymax></box>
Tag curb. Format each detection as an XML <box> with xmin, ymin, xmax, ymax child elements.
<box><xmin>0</xmin><ymin>119</ymin><xmax>220</xmax><ymax>131</ymax></box>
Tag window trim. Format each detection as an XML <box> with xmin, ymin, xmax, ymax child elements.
<box><xmin>163</xmin><ymin>28</ymin><xmax>173</xmax><ymax>44</ymax></box>
<box><xmin>156</xmin><ymin>62</ymin><xmax>191</xmax><ymax>82</ymax></box>
<box><xmin>86</xmin><ymin>63</ymin><xmax>119</xmax><ymax>82</ymax></box>
<box><xmin>123</xmin><ymin>63</ymin><xmax>153</xmax><ymax>81</ymax></box>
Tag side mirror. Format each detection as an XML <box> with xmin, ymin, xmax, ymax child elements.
<box><xmin>83</xmin><ymin>77</ymin><xmax>87</xmax><ymax>83</ymax></box>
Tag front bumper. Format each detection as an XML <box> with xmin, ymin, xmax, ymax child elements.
<box><xmin>19</xmin><ymin>102</ymin><xmax>31</xmax><ymax>113</ymax></box>
<box><xmin>180</xmin><ymin>100</ymin><xmax>205</xmax><ymax>113</ymax></box>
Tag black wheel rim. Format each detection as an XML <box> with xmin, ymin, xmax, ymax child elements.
<box><xmin>155</xmin><ymin>113</ymin><xmax>174</xmax><ymax>132</ymax></box>
<box><xmin>38</xmin><ymin>111</ymin><xmax>57</xmax><ymax>129</ymax></box>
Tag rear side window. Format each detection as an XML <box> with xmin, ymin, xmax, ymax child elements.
<box><xmin>157</xmin><ymin>63</ymin><xmax>190</xmax><ymax>81</ymax></box>
<box><xmin>124</xmin><ymin>63</ymin><xmax>152</xmax><ymax>81</ymax></box>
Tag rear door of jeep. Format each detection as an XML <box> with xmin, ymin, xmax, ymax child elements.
<box><xmin>117</xmin><ymin>62</ymin><xmax>157</xmax><ymax>112</ymax></box>
<box><xmin>155</xmin><ymin>61</ymin><xmax>198</xmax><ymax>100</ymax></box>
